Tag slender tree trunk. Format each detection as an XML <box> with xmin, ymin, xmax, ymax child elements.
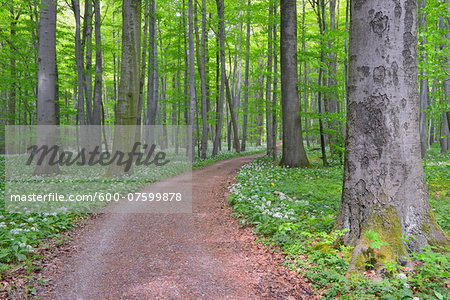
<box><xmin>317</xmin><ymin>0</ymin><xmax>328</xmax><ymax>167</ymax></box>
<box><xmin>83</xmin><ymin>0</ymin><xmax>93</xmax><ymax>124</ymax></box>
<box><xmin>225</xmin><ymin>76</ymin><xmax>240</xmax><ymax>152</ymax></box>
<box><xmin>198</xmin><ymin>0</ymin><xmax>208</xmax><ymax>159</ymax></box>
<box><xmin>72</xmin><ymin>0</ymin><xmax>85</xmax><ymax>126</ymax></box>
<box><xmin>443</xmin><ymin>0</ymin><xmax>450</xmax><ymax>133</ymax></box>
<box><xmin>212</xmin><ymin>0</ymin><xmax>226</xmax><ymax>157</ymax></box>
<box><xmin>266</xmin><ymin>2</ymin><xmax>273</xmax><ymax>157</ymax></box>
<box><xmin>146</xmin><ymin>0</ymin><xmax>157</xmax><ymax>148</ymax></box>
<box><xmin>279</xmin><ymin>0</ymin><xmax>309</xmax><ymax>168</ymax></box>
<box><xmin>335</xmin><ymin>0</ymin><xmax>449</xmax><ymax>273</ymax></box>
<box><xmin>92</xmin><ymin>0</ymin><xmax>102</xmax><ymax>149</ymax></box>
<box><xmin>301</xmin><ymin>0</ymin><xmax>310</xmax><ymax>148</ymax></box>
<box><xmin>137</xmin><ymin>0</ymin><xmax>149</xmax><ymax>142</ymax></box>
<box><xmin>188</xmin><ymin>0</ymin><xmax>196</xmax><ymax>162</ymax></box>
<box><xmin>418</xmin><ymin>0</ymin><xmax>428</xmax><ymax>158</ymax></box>
<box><xmin>272</xmin><ymin>1</ymin><xmax>278</xmax><ymax>160</ymax></box>
<box><xmin>241</xmin><ymin>0</ymin><xmax>251</xmax><ymax>152</ymax></box>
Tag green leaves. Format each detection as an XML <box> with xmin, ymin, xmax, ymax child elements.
<box><xmin>365</xmin><ymin>230</ymin><xmax>388</xmax><ymax>250</ymax></box>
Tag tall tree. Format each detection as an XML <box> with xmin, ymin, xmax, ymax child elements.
<box><xmin>266</xmin><ymin>2</ymin><xmax>273</xmax><ymax>157</ymax></box>
<box><xmin>188</xmin><ymin>0</ymin><xmax>195</xmax><ymax>162</ymax></box>
<box><xmin>212</xmin><ymin>0</ymin><xmax>226</xmax><ymax>157</ymax></box>
<box><xmin>418</xmin><ymin>0</ymin><xmax>428</xmax><ymax>158</ymax></box>
<box><xmin>199</xmin><ymin>0</ymin><xmax>208</xmax><ymax>159</ymax></box>
<box><xmin>279</xmin><ymin>0</ymin><xmax>310</xmax><ymax>168</ymax></box>
<box><xmin>335</xmin><ymin>0</ymin><xmax>449</xmax><ymax>272</ymax></box>
<box><xmin>444</xmin><ymin>0</ymin><xmax>450</xmax><ymax>133</ymax></box>
<box><xmin>34</xmin><ymin>0</ymin><xmax>60</xmax><ymax>176</ymax></box>
<box><xmin>92</xmin><ymin>0</ymin><xmax>103</xmax><ymax>148</ymax></box>
<box><xmin>240</xmin><ymin>0</ymin><xmax>251</xmax><ymax>152</ymax></box>
<box><xmin>106</xmin><ymin>0</ymin><xmax>141</xmax><ymax>176</ymax></box>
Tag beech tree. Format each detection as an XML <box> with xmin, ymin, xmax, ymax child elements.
<box><xmin>279</xmin><ymin>0</ymin><xmax>309</xmax><ymax>168</ymax></box>
<box><xmin>335</xmin><ymin>0</ymin><xmax>449</xmax><ymax>272</ymax></box>
<box><xmin>106</xmin><ymin>0</ymin><xmax>141</xmax><ymax>176</ymax></box>
<box><xmin>34</xmin><ymin>0</ymin><xmax>60</xmax><ymax>176</ymax></box>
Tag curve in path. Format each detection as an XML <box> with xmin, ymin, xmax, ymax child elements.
<box><xmin>38</xmin><ymin>154</ymin><xmax>314</xmax><ymax>299</ymax></box>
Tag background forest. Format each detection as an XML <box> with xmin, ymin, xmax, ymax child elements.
<box><xmin>0</xmin><ymin>0</ymin><xmax>447</xmax><ymax>157</ymax></box>
<box><xmin>0</xmin><ymin>0</ymin><xmax>449</xmax><ymax>299</ymax></box>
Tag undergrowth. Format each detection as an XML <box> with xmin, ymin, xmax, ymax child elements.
<box><xmin>229</xmin><ymin>145</ymin><xmax>449</xmax><ymax>299</ymax></box>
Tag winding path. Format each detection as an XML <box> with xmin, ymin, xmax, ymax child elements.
<box><xmin>38</xmin><ymin>154</ymin><xmax>313</xmax><ymax>299</ymax></box>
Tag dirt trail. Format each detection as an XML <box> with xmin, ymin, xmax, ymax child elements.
<box><xmin>37</xmin><ymin>154</ymin><xmax>314</xmax><ymax>299</ymax></box>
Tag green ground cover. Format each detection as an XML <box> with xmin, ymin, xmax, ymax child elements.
<box><xmin>229</xmin><ymin>145</ymin><xmax>449</xmax><ymax>299</ymax></box>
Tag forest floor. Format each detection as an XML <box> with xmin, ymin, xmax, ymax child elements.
<box><xmin>30</xmin><ymin>153</ymin><xmax>315</xmax><ymax>299</ymax></box>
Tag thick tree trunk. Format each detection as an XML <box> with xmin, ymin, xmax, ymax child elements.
<box><xmin>106</xmin><ymin>0</ymin><xmax>141</xmax><ymax>176</ymax></box>
<box><xmin>279</xmin><ymin>0</ymin><xmax>309</xmax><ymax>168</ymax></box>
<box><xmin>34</xmin><ymin>0</ymin><xmax>60</xmax><ymax>176</ymax></box>
<box><xmin>335</xmin><ymin>0</ymin><xmax>449</xmax><ymax>273</ymax></box>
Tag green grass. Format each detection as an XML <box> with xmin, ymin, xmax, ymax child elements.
<box><xmin>229</xmin><ymin>144</ymin><xmax>449</xmax><ymax>299</ymax></box>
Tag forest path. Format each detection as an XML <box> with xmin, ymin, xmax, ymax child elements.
<box><xmin>38</xmin><ymin>154</ymin><xmax>314</xmax><ymax>299</ymax></box>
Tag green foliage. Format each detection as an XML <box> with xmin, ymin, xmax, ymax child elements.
<box><xmin>229</xmin><ymin>146</ymin><xmax>450</xmax><ymax>299</ymax></box>
<box><xmin>365</xmin><ymin>230</ymin><xmax>388</xmax><ymax>250</ymax></box>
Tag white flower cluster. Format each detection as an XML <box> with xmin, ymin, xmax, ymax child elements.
<box><xmin>229</xmin><ymin>162</ymin><xmax>300</xmax><ymax>221</ymax></box>
<box><xmin>18</xmin><ymin>242</ymin><xmax>34</xmax><ymax>252</ymax></box>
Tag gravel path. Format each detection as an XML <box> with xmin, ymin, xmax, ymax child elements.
<box><xmin>37</xmin><ymin>154</ymin><xmax>314</xmax><ymax>299</ymax></box>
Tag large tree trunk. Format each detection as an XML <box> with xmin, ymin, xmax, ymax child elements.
<box><xmin>106</xmin><ymin>0</ymin><xmax>141</xmax><ymax>176</ymax></box>
<box><xmin>34</xmin><ymin>0</ymin><xmax>60</xmax><ymax>176</ymax></box>
<box><xmin>335</xmin><ymin>0</ymin><xmax>449</xmax><ymax>273</ymax></box>
<box><xmin>279</xmin><ymin>0</ymin><xmax>309</xmax><ymax>168</ymax></box>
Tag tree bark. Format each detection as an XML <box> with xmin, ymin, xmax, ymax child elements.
<box><xmin>335</xmin><ymin>0</ymin><xmax>449</xmax><ymax>273</ymax></box>
<box><xmin>266</xmin><ymin>2</ymin><xmax>273</xmax><ymax>157</ymax></box>
<box><xmin>271</xmin><ymin>1</ymin><xmax>278</xmax><ymax>161</ymax></box>
<box><xmin>106</xmin><ymin>0</ymin><xmax>141</xmax><ymax>176</ymax></box>
<box><xmin>34</xmin><ymin>0</ymin><xmax>60</xmax><ymax>176</ymax></box>
<box><xmin>279</xmin><ymin>0</ymin><xmax>309</xmax><ymax>168</ymax></box>
<box><xmin>92</xmin><ymin>0</ymin><xmax>103</xmax><ymax>149</ymax></box>
<box><xmin>188</xmin><ymin>0</ymin><xmax>196</xmax><ymax>162</ymax></box>
<box><xmin>418</xmin><ymin>0</ymin><xmax>428</xmax><ymax>158</ymax></box>
<box><xmin>212</xmin><ymin>0</ymin><xmax>226</xmax><ymax>157</ymax></box>
<box><xmin>199</xmin><ymin>0</ymin><xmax>208</xmax><ymax>159</ymax></box>
<box><xmin>241</xmin><ymin>0</ymin><xmax>251</xmax><ymax>152</ymax></box>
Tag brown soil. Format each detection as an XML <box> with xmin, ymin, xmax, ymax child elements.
<box><xmin>34</xmin><ymin>154</ymin><xmax>314</xmax><ymax>299</ymax></box>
